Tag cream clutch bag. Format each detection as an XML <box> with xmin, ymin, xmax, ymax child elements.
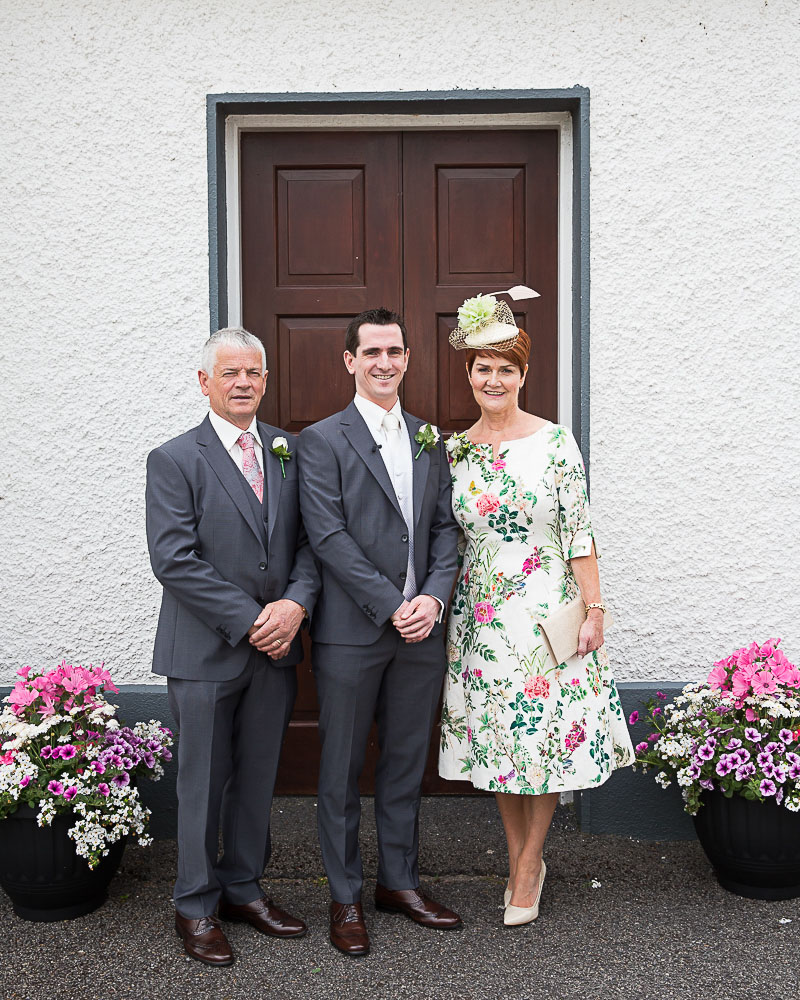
<box><xmin>538</xmin><ymin>598</ymin><xmax>614</xmax><ymax>666</ymax></box>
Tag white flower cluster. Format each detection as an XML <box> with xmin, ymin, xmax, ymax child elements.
<box><xmin>67</xmin><ymin>782</ymin><xmax>153</xmax><ymax>866</ymax></box>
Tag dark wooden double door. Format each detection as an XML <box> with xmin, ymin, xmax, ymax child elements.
<box><xmin>239</xmin><ymin>128</ymin><xmax>559</xmax><ymax>793</ymax></box>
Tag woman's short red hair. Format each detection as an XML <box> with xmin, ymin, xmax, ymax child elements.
<box><xmin>465</xmin><ymin>328</ymin><xmax>530</xmax><ymax>374</ymax></box>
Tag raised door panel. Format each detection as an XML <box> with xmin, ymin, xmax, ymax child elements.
<box><xmin>240</xmin><ymin>131</ymin><xmax>402</xmax><ymax>429</ymax></box>
<box><xmin>402</xmin><ymin>130</ymin><xmax>559</xmax><ymax>431</ymax></box>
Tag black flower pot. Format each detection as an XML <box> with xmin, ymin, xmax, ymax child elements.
<box><xmin>693</xmin><ymin>789</ymin><xmax>800</xmax><ymax>900</ymax></box>
<box><xmin>0</xmin><ymin>804</ymin><xmax>126</xmax><ymax>921</ymax></box>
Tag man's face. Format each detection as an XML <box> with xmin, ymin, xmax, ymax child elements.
<box><xmin>344</xmin><ymin>323</ymin><xmax>409</xmax><ymax>409</ymax></box>
<box><xmin>198</xmin><ymin>345</ymin><xmax>267</xmax><ymax>429</ymax></box>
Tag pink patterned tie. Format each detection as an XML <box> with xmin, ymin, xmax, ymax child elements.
<box><xmin>236</xmin><ymin>432</ymin><xmax>264</xmax><ymax>503</ymax></box>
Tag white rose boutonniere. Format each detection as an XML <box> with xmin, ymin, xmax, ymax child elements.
<box><xmin>445</xmin><ymin>432</ymin><xmax>471</xmax><ymax>466</ymax></box>
<box><xmin>270</xmin><ymin>436</ymin><xmax>292</xmax><ymax>478</ymax></box>
<box><xmin>414</xmin><ymin>423</ymin><xmax>440</xmax><ymax>460</ymax></box>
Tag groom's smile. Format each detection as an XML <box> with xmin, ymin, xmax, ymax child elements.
<box><xmin>344</xmin><ymin>323</ymin><xmax>410</xmax><ymax>409</ymax></box>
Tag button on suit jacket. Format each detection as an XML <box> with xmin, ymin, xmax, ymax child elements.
<box><xmin>146</xmin><ymin>414</ymin><xmax>319</xmax><ymax>680</ymax></box>
<box><xmin>298</xmin><ymin>401</ymin><xmax>459</xmax><ymax>645</ymax></box>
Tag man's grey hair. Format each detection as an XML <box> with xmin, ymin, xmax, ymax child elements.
<box><xmin>201</xmin><ymin>327</ymin><xmax>267</xmax><ymax>376</ymax></box>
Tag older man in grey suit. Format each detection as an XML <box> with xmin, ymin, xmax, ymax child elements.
<box><xmin>298</xmin><ymin>308</ymin><xmax>461</xmax><ymax>957</ymax></box>
<box><xmin>146</xmin><ymin>328</ymin><xmax>319</xmax><ymax>966</ymax></box>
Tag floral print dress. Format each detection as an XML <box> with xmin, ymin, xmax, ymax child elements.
<box><xmin>438</xmin><ymin>422</ymin><xmax>634</xmax><ymax>794</ymax></box>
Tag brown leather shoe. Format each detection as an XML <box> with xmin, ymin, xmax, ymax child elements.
<box><xmin>175</xmin><ymin>912</ymin><xmax>234</xmax><ymax>966</ymax></box>
<box><xmin>329</xmin><ymin>900</ymin><xmax>370</xmax><ymax>957</ymax></box>
<box><xmin>218</xmin><ymin>895</ymin><xmax>307</xmax><ymax>938</ymax></box>
<box><xmin>374</xmin><ymin>884</ymin><xmax>463</xmax><ymax>929</ymax></box>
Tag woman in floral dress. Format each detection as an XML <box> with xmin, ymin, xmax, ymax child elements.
<box><xmin>438</xmin><ymin>293</ymin><xmax>634</xmax><ymax>925</ymax></box>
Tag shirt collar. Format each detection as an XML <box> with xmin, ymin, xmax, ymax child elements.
<box><xmin>353</xmin><ymin>394</ymin><xmax>403</xmax><ymax>435</ymax></box>
<box><xmin>208</xmin><ymin>409</ymin><xmax>262</xmax><ymax>453</ymax></box>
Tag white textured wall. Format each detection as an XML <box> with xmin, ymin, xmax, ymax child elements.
<box><xmin>1</xmin><ymin>0</ymin><xmax>798</xmax><ymax>685</ymax></box>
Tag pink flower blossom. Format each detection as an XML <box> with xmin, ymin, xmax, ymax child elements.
<box><xmin>19</xmin><ymin>775</ymin><xmax>31</xmax><ymax>788</ymax></box>
<box><xmin>473</xmin><ymin>601</ymin><xmax>495</xmax><ymax>624</ymax></box>
<box><xmin>628</xmin><ymin>711</ymin><xmax>639</xmax><ymax>725</ymax></box>
<box><xmin>491</xmin><ymin>458</ymin><xmax>506</xmax><ymax>471</ymax></box>
<box><xmin>475</xmin><ymin>492</ymin><xmax>501</xmax><ymax>517</ymax></box>
<box><xmin>707</xmin><ymin>665</ymin><xmax>728</xmax><ymax>690</ymax></box>
<box><xmin>97</xmin><ymin>783</ymin><xmax>110</xmax><ymax>797</ymax></box>
<box><xmin>47</xmin><ymin>780</ymin><xmax>64</xmax><ymax>796</ymax></box>
<box><xmin>751</xmin><ymin>669</ymin><xmax>777</xmax><ymax>696</ymax></box>
<box><xmin>524</xmin><ymin>675</ymin><xmax>550</xmax><ymax>700</ymax></box>
<box><xmin>473</xmin><ymin>668</ymin><xmax>482</xmax><ymax>678</ymax></box>
<box><xmin>467</xmin><ymin>727</ymin><xmax>473</xmax><ymax>743</ymax></box>
<box><xmin>745</xmin><ymin>708</ymin><xmax>758</xmax><ymax>722</ymax></box>
<box><xmin>63</xmin><ymin>786</ymin><xmax>78</xmax><ymax>802</ymax></box>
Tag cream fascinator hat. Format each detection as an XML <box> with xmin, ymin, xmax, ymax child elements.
<box><xmin>449</xmin><ymin>285</ymin><xmax>540</xmax><ymax>351</ymax></box>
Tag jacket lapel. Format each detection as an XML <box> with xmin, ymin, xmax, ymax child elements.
<box><xmin>405</xmin><ymin>412</ymin><xmax>430</xmax><ymax>528</ymax></box>
<box><xmin>340</xmin><ymin>402</ymin><xmax>403</xmax><ymax>518</ymax></box>
<box><xmin>196</xmin><ymin>416</ymin><xmax>265</xmax><ymax>549</ymax></box>
<box><xmin>259</xmin><ymin>421</ymin><xmax>281</xmax><ymax>548</ymax></box>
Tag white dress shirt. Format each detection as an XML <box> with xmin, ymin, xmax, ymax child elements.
<box><xmin>208</xmin><ymin>409</ymin><xmax>264</xmax><ymax>474</ymax></box>
<box><xmin>353</xmin><ymin>394</ymin><xmax>443</xmax><ymax>620</ymax></box>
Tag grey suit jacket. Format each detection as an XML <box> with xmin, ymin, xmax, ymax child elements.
<box><xmin>298</xmin><ymin>401</ymin><xmax>459</xmax><ymax>645</ymax></box>
<box><xmin>146</xmin><ymin>415</ymin><xmax>319</xmax><ymax>681</ymax></box>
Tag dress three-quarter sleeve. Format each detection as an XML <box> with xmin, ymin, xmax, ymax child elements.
<box><xmin>554</xmin><ymin>429</ymin><xmax>595</xmax><ymax>560</ymax></box>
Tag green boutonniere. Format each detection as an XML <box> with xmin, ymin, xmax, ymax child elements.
<box><xmin>414</xmin><ymin>422</ymin><xmax>440</xmax><ymax>460</ymax></box>
<box><xmin>270</xmin><ymin>436</ymin><xmax>292</xmax><ymax>478</ymax></box>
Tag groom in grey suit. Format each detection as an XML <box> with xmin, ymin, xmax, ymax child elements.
<box><xmin>298</xmin><ymin>308</ymin><xmax>461</xmax><ymax>957</ymax></box>
<box><xmin>146</xmin><ymin>327</ymin><xmax>319</xmax><ymax>966</ymax></box>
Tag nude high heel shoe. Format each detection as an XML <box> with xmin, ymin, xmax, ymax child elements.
<box><xmin>503</xmin><ymin>859</ymin><xmax>546</xmax><ymax>926</ymax></box>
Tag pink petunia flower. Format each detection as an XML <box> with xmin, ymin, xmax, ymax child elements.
<box><xmin>47</xmin><ymin>780</ymin><xmax>64</xmax><ymax>796</ymax></box>
<box><xmin>707</xmin><ymin>665</ymin><xmax>728</xmax><ymax>690</ymax></box>
<box><xmin>63</xmin><ymin>786</ymin><xmax>78</xmax><ymax>802</ymax></box>
<box><xmin>97</xmin><ymin>782</ymin><xmax>111</xmax><ymax>797</ymax></box>
<box><xmin>19</xmin><ymin>775</ymin><xmax>31</xmax><ymax>788</ymax></box>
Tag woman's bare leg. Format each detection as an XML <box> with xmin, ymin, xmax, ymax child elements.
<box><xmin>495</xmin><ymin>791</ymin><xmax>558</xmax><ymax>907</ymax></box>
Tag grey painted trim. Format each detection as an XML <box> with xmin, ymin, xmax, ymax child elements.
<box><xmin>575</xmin><ymin>682</ymin><xmax>697</xmax><ymax>841</ymax></box>
<box><xmin>205</xmin><ymin>88</ymin><xmax>591</xmax><ymax>468</ymax></box>
<box><xmin>2</xmin><ymin>680</ymin><xmax>695</xmax><ymax>841</ymax></box>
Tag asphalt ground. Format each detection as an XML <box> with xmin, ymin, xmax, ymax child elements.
<box><xmin>0</xmin><ymin>797</ymin><xmax>797</xmax><ymax>1000</ymax></box>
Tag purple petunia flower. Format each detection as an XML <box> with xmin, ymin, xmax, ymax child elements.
<box><xmin>648</xmin><ymin>733</ymin><xmax>660</xmax><ymax>742</ymax></box>
<box><xmin>774</xmin><ymin>766</ymin><xmax>787</xmax><ymax>784</ymax></box>
<box><xmin>653</xmin><ymin>707</ymin><xmax>662</xmax><ymax>715</ymax></box>
<box><xmin>757</xmin><ymin>751</ymin><xmax>774</xmax><ymax>768</ymax></box>
<box><xmin>779</xmin><ymin>729</ymin><xmax>794</xmax><ymax>745</ymax></box>
<box><xmin>776</xmin><ymin>786</ymin><xmax>785</xmax><ymax>805</ymax></box>
<box><xmin>697</xmin><ymin>744</ymin><xmax>715</xmax><ymax>761</ymax></box>
<box><xmin>59</xmin><ymin>745</ymin><xmax>77</xmax><ymax>760</ymax></box>
<box><xmin>63</xmin><ymin>786</ymin><xmax>77</xmax><ymax>801</ymax></box>
<box><xmin>734</xmin><ymin>748</ymin><xmax>751</xmax><ymax>765</ymax></box>
<box><xmin>760</xmin><ymin>779</ymin><xmax>777</xmax><ymax>797</ymax></box>
<box><xmin>762</xmin><ymin>762</ymin><xmax>777</xmax><ymax>779</ymax></box>
<box><xmin>143</xmin><ymin>753</ymin><xmax>156</xmax><ymax>769</ymax></box>
<box><xmin>705</xmin><ymin>737</ymin><xmax>718</xmax><ymax>749</ymax></box>
<box><xmin>687</xmin><ymin>762</ymin><xmax>701</xmax><ymax>779</ymax></box>
<box><xmin>735</xmin><ymin>763</ymin><xmax>756</xmax><ymax>781</ymax></box>
<box><xmin>726</xmin><ymin>738</ymin><xmax>742</xmax><ymax>750</ymax></box>
<box><xmin>744</xmin><ymin>727</ymin><xmax>763</xmax><ymax>742</ymax></box>
<box><xmin>656</xmin><ymin>691</ymin><xmax>667</xmax><ymax>700</ymax></box>
<box><xmin>763</xmin><ymin>742</ymin><xmax>780</xmax><ymax>755</ymax></box>
<box><xmin>92</xmin><ymin>760</ymin><xmax>106</xmax><ymax>775</ymax></box>
<box><xmin>19</xmin><ymin>775</ymin><xmax>31</xmax><ymax>788</ymax></box>
<box><xmin>97</xmin><ymin>783</ymin><xmax>110</xmax><ymax>797</ymax></box>
<box><xmin>628</xmin><ymin>711</ymin><xmax>639</xmax><ymax>725</ymax></box>
<box><xmin>162</xmin><ymin>749</ymin><xmax>172</xmax><ymax>762</ymax></box>
<box><xmin>635</xmin><ymin>742</ymin><xmax>648</xmax><ymax>753</ymax></box>
<box><xmin>47</xmin><ymin>780</ymin><xmax>64</xmax><ymax>795</ymax></box>
<box><xmin>716</xmin><ymin>756</ymin><xmax>735</xmax><ymax>777</ymax></box>
<box><xmin>699</xmin><ymin>779</ymin><xmax>715</xmax><ymax>791</ymax></box>
<box><xmin>40</xmin><ymin>746</ymin><xmax>53</xmax><ymax>760</ymax></box>
<box><xmin>111</xmin><ymin>772</ymin><xmax>130</xmax><ymax>788</ymax></box>
<box><xmin>789</xmin><ymin>763</ymin><xmax>800</xmax><ymax>781</ymax></box>
<box><xmin>786</xmin><ymin>752</ymin><xmax>800</xmax><ymax>766</ymax></box>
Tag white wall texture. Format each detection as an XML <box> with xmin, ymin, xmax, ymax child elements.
<box><xmin>1</xmin><ymin>0</ymin><xmax>798</xmax><ymax>686</ymax></box>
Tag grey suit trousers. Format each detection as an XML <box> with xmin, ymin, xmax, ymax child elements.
<box><xmin>167</xmin><ymin>650</ymin><xmax>297</xmax><ymax>918</ymax></box>
<box><xmin>313</xmin><ymin>628</ymin><xmax>446</xmax><ymax>903</ymax></box>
